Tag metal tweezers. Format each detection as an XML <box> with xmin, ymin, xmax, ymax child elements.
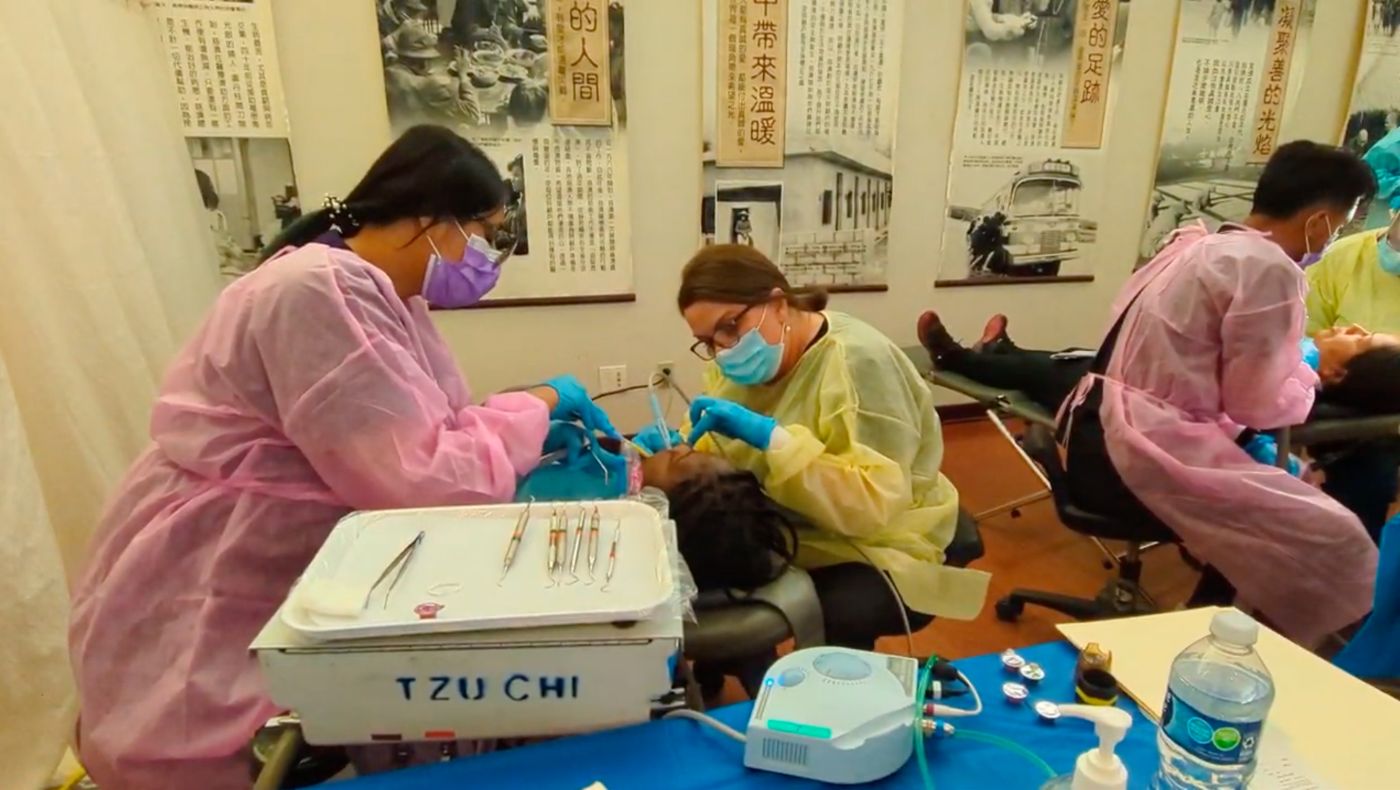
<box><xmin>373</xmin><ymin>531</ymin><xmax>425</xmax><ymax>610</ymax></box>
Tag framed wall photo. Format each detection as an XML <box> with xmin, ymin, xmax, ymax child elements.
<box><xmin>701</xmin><ymin>0</ymin><xmax>904</xmax><ymax>292</ymax></box>
<box><xmin>1136</xmin><ymin>0</ymin><xmax>1316</xmax><ymax>269</ymax></box>
<box><xmin>375</xmin><ymin>0</ymin><xmax>634</xmax><ymax>304</ymax></box>
<box><xmin>935</xmin><ymin>0</ymin><xmax>1132</xmax><ymax>288</ymax></box>
<box><xmin>151</xmin><ymin>0</ymin><xmax>299</xmax><ymax>278</ymax></box>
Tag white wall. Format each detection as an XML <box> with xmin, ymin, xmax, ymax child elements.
<box><xmin>270</xmin><ymin>0</ymin><xmax>1367</xmax><ymax>432</ymax></box>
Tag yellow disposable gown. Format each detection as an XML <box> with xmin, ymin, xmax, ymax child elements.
<box><xmin>688</xmin><ymin>311</ymin><xmax>990</xmax><ymax>619</ymax></box>
<box><xmin>1306</xmin><ymin>229</ymin><xmax>1400</xmax><ymax>335</ymax></box>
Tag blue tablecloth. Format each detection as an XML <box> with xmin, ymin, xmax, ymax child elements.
<box><xmin>344</xmin><ymin>642</ymin><xmax>1162</xmax><ymax>789</ymax></box>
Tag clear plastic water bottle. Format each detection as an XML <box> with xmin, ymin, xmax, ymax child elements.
<box><xmin>1154</xmin><ymin>610</ymin><xmax>1274</xmax><ymax>789</ymax></box>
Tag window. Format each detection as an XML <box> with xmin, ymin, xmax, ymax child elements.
<box><xmin>835</xmin><ymin>173</ymin><xmax>844</xmax><ymax>230</ymax></box>
<box><xmin>821</xmin><ymin>190</ymin><xmax>834</xmax><ymax>225</ymax></box>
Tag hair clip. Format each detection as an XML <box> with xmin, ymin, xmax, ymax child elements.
<box><xmin>323</xmin><ymin>194</ymin><xmax>360</xmax><ymax>233</ymax></box>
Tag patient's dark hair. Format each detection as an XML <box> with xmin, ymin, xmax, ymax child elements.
<box><xmin>1325</xmin><ymin>346</ymin><xmax>1400</xmax><ymax>414</ymax></box>
<box><xmin>669</xmin><ymin>470</ymin><xmax>798</xmax><ymax>592</ymax></box>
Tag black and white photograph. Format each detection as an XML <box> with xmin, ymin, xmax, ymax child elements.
<box><xmin>1202</xmin><ymin>0</ymin><xmax>1290</xmax><ymax>41</ymax></box>
<box><xmin>377</xmin><ymin>0</ymin><xmax>626</xmax><ymax>136</ymax></box>
<box><xmin>373</xmin><ymin>1</ymin><xmax>634</xmax><ymax>302</ymax></box>
<box><xmin>937</xmin><ymin>1</ymin><xmax>1132</xmax><ymax>286</ymax></box>
<box><xmin>944</xmin><ymin>157</ymin><xmax>1098</xmax><ymax>280</ymax></box>
<box><xmin>702</xmin><ymin>181</ymin><xmax>784</xmax><ymax>263</ymax></box>
<box><xmin>701</xmin><ymin>149</ymin><xmax>893</xmax><ymax>288</ymax></box>
<box><xmin>965</xmin><ymin>0</ymin><xmax>1078</xmax><ymax>69</ymax></box>
<box><xmin>1139</xmin><ymin>144</ymin><xmax>1259</xmax><ymax>259</ymax></box>
<box><xmin>501</xmin><ymin>153</ymin><xmax>530</xmax><ymax>256</ymax></box>
<box><xmin>1341</xmin><ymin>0</ymin><xmax>1400</xmax><ymax>231</ymax></box>
<box><xmin>1136</xmin><ymin>0</ymin><xmax>1316</xmax><ymax>265</ymax></box>
<box><xmin>700</xmin><ymin>0</ymin><xmax>902</xmax><ymax>289</ymax></box>
<box><xmin>964</xmin><ymin>0</ymin><xmax>1131</xmax><ymax>71</ymax></box>
<box><xmin>188</xmin><ymin>137</ymin><xmax>299</xmax><ymax>278</ymax></box>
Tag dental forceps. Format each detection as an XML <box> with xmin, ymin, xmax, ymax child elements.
<box><xmin>498</xmin><ymin>499</ymin><xmax>533</xmax><ymax>585</ymax></box>
<box><xmin>376</xmin><ymin>531</ymin><xmax>425</xmax><ymax>610</ymax></box>
<box><xmin>586</xmin><ymin>507</ymin><xmax>601</xmax><ymax>583</ymax></box>
<box><xmin>600</xmin><ymin>521</ymin><xmax>622</xmax><ymax>592</ymax></box>
<box><xmin>566</xmin><ymin>506</ymin><xmax>587</xmax><ymax>583</ymax></box>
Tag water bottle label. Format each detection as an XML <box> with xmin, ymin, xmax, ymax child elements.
<box><xmin>1161</xmin><ymin>690</ymin><xmax>1263</xmax><ymax>765</ymax></box>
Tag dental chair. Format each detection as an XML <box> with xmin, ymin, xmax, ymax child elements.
<box><xmin>994</xmin><ymin>423</ymin><xmax>1180</xmax><ymax>622</ymax></box>
<box><xmin>901</xmin><ymin>344</ymin><xmax>1150</xmax><ymax>574</ymax></box>
<box><xmin>683</xmin><ymin>508</ymin><xmax>984</xmax><ymax>700</ymax></box>
<box><xmin>902</xmin><ymin>345</ymin><xmax>1055</xmax><ymax>522</ymax></box>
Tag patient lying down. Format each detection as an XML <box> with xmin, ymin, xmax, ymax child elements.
<box><xmin>920</xmin><ymin>311</ymin><xmax>1400</xmax><ymax>415</ymax></box>
<box><xmin>641</xmin><ymin>446</ymin><xmax>797</xmax><ymax>592</ymax></box>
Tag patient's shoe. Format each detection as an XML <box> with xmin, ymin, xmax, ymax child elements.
<box><xmin>973</xmin><ymin>313</ymin><xmax>1010</xmax><ymax>352</ymax></box>
<box><xmin>918</xmin><ymin>311</ymin><xmax>964</xmax><ymax>360</ymax></box>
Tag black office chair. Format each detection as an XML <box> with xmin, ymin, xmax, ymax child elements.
<box><xmin>995</xmin><ymin>423</ymin><xmax>1176</xmax><ymax>622</ymax></box>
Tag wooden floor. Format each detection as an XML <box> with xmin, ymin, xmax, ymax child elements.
<box><xmin>874</xmin><ymin>417</ymin><xmax>1200</xmax><ymax>659</ymax></box>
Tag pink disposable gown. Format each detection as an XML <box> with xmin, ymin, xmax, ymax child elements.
<box><xmin>69</xmin><ymin>243</ymin><xmax>549</xmax><ymax>789</ymax></box>
<box><xmin>1067</xmin><ymin>224</ymin><xmax>1377</xmax><ymax>645</ymax></box>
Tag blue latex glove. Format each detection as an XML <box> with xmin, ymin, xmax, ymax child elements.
<box><xmin>687</xmin><ymin>396</ymin><xmax>778</xmax><ymax>450</ymax></box>
<box><xmin>633</xmin><ymin>424</ymin><xmax>682</xmax><ymax>454</ymax></box>
<box><xmin>1299</xmin><ymin>337</ymin><xmax>1320</xmax><ymax>371</ymax></box>
<box><xmin>544</xmin><ymin>375</ymin><xmax>619</xmax><ymax>439</ymax></box>
<box><xmin>1241</xmin><ymin>433</ymin><xmax>1303</xmax><ymax>477</ymax></box>
<box><xmin>542</xmin><ymin>420</ymin><xmax>587</xmax><ymax>462</ymax></box>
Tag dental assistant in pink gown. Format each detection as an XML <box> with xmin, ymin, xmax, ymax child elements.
<box><xmin>69</xmin><ymin>126</ymin><xmax>617</xmax><ymax>789</ymax></box>
<box><xmin>1063</xmin><ymin>141</ymin><xmax>1379</xmax><ymax>645</ymax></box>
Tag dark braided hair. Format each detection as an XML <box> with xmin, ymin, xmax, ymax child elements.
<box><xmin>668</xmin><ymin>470</ymin><xmax>798</xmax><ymax>593</ymax></box>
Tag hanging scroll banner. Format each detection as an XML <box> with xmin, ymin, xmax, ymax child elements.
<box><xmin>549</xmin><ymin>0</ymin><xmax>612</xmax><ymax>126</ymax></box>
<box><xmin>716</xmin><ymin>0</ymin><xmax>788</xmax><ymax>168</ymax></box>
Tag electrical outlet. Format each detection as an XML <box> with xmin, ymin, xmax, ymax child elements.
<box><xmin>598</xmin><ymin>365</ymin><xmax>627</xmax><ymax>393</ymax></box>
<box><xmin>654</xmin><ymin>361</ymin><xmax>675</xmax><ymax>384</ymax></box>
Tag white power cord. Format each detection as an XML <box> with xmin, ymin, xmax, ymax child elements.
<box><xmin>663</xmin><ymin>709</ymin><xmax>748</xmax><ymax>743</ymax></box>
<box><xmin>925</xmin><ymin>670</ymin><xmax>983</xmax><ymax>718</ymax></box>
<box><xmin>847</xmin><ymin>540</ymin><xmax>916</xmax><ymax>658</ymax></box>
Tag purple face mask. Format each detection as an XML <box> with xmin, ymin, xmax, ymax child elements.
<box><xmin>422</xmin><ymin>224</ymin><xmax>506</xmax><ymax>308</ymax></box>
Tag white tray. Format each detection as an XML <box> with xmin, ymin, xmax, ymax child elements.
<box><xmin>281</xmin><ymin>500</ymin><xmax>673</xmax><ymax>642</ymax></box>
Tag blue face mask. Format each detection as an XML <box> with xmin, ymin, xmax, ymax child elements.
<box><xmin>716</xmin><ymin>307</ymin><xmax>785</xmax><ymax>386</ymax></box>
<box><xmin>1379</xmin><ymin>237</ymin><xmax>1400</xmax><ymax>275</ymax></box>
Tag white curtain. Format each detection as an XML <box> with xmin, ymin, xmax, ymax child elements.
<box><xmin>0</xmin><ymin>1</ymin><xmax>222</xmax><ymax>787</ymax></box>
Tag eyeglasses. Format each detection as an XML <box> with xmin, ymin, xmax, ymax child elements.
<box><xmin>689</xmin><ymin>304</ymin><xmax>760</xmax><ymax>361</ymax></box>
<box><xmin>492</xmin><ymin>234</ymin><xmax>519</xmax><ymax>268</ymax></box>
<box><xmin>460</xmin><ymin>217</ymin><xmax>519</xmax><ymax>268</ymax></box>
